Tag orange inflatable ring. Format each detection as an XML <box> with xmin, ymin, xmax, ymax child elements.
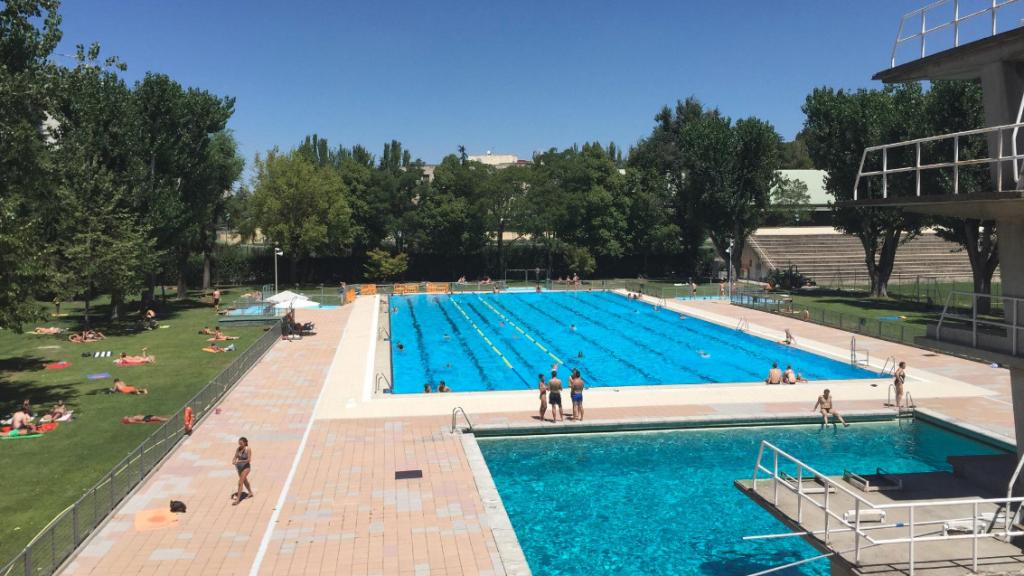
<box><xmin>183</xmin><ymin>406</ymin><xmax>194</xmax><ymax>435</ymax></box>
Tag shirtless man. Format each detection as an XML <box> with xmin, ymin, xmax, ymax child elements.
<box><xmin>11</xmin><ymin>407</ymin><xmax>36</xmax><ymax>433</ymax></box>
<box><xmin>814</xmin><ymin>388</ymin><xmax>848</xmax><ymax>427</ymax></box>
<box><xmin>547</xmin><ymin>370</ymin><xmax>564</xmax><ymax>422</ymax></box>
<box><xmin>765</xmin><ymin>362</ymin><xmax>783</xmax><ymax>385</ymax></box>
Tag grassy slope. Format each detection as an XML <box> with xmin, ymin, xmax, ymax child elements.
<box><xmin>0</xmin><ymin>291</ymin><xmax>264</xmax><ymax>564</ymax></box>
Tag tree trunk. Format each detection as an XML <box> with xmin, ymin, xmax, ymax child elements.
<box><xmin>83</xmin><ymin>295</ymin><xmax>91</xmax><ymax>327</ymax></box>
<box><xmin>202</xmin><ymin>251</ymin><xmax>212</xmax><ymax>290</ymax></box>
<box><xmin>963</xmin><ymin>219</ymin><xmax>999</xmax><ymax>315</ymax></box>
<box><xmin>176</xmin><ymin>250</ymin><xmax>188</xmax><ymax>300</ymax></box>
<box><xmin>289</xmin><ymin>257</ymin><xmax>298</xmax><ymax>286</ymax></box>
<box><xmin>110</xmin><ymin>290</ymin><xmax>123</xmax><ymax>321</ymax></box>
<box><xmin>865</xmin><ymin>228</ymin><xmax>901</xmax><ymax>298</ymax></box>
<box><xmin>497</xmin><ymin>221</ymin><xmax>506</xmax><ymax>280</ymax></box>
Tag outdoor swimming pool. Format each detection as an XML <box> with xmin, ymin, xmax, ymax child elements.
<box><xmin>388</xmin><ymin>292</ymin><xmax>875</xmax><ymax>393</ymax></box>
<box><xmin>478</xmin><ymin>421</ymin><xmax>1005</xmax><ymax>576</ymax></box>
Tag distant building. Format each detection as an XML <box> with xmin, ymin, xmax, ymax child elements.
<box><xmin>467</xmin><ymin>152</ymin><xmax>521</xmax><ymax>168</ymax></box>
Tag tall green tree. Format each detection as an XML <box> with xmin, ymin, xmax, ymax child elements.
<box><xmin>0</xmin><ymin>0</ymin><xmax>62</xmax><ymax>330</ymax></box>
<box><xmin>249</xmin><ymin>150</ymin><xmax>355</xmax><ymax>281</ymax></box>
<box><xmin>770</xmin><ymin>174</ymin><xmax>812</xmax><ymax>225</ymax></box>
<box><xmin>803</xmin><ymin>84</ymin><xmax>927</xmax><ymax>297</ymax></box>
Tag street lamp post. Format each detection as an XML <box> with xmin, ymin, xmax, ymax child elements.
<box><xmin>726</xmin><ymin>239</ymin><xmax>734</xmax><ymax>302</ymax></box>
<box><xmin>274</xmin><ymin>246</ymin><xmax>284</xmax><ymax>295</ymax></box>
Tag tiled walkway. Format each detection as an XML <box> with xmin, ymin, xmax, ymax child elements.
<box><xmin>63</xmin><ymin>308</ymin><xmax>351</xmax><ymax>576</ymax></box>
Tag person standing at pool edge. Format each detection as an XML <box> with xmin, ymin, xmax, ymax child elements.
<box><xmin>569</xmin><ymin>369</ymin><xmax>585</xmax><ymax>421</ymax></box>
<box><xmin>537</xmin><ymin>373</ymin><xmax>548</xmax><ymax>422</ymax></box>
<box><xmin>893</xmin><ymin>361</ymin><xmax>907</xmax><ymax>410</ymax></box>
<box><xmin>548</xmin><ymin>370</ymin><xmax>564</xmax><ymax>422</ymax></box>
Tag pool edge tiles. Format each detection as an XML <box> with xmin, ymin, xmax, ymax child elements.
<box><xmin>460</xmin><ymin>433</ymin><xmax>533</xmax><ymax>576</ymax></box>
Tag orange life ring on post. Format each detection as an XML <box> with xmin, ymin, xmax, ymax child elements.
<box><xmin>183</xmin><ymin>406</ymin><xmax>194</xmax><ymax>435</ymax></box>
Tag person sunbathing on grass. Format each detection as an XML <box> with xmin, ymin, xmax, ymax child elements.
<box><xmin>117</xmin><ymin>348</ymin><xmax>155</xmax><ymax>365</ymax></box>
<box><xmin>203</xmin><ymin>343</ymin><xmax>235</xmax><ymax>353</ymax></box>
<box><xmin>199</xmin><ymin>326</ymin><xmax>215</xmax><ymax>335</ymax></box>
<box><xmin>69</xmin><ymin>330</ymin><xmax>105</xmax><ymax>343</ymax></box>
<box><xmin>32</xmin><ymin>327</ymin><xmax>64</xmax><ymax>335</ymax></box>
<box><xmin>113</xmin><ymin>378</ymin><xmax>148</xmax><ymax>395</ymax></box>
<box><xmin>11</xmin><ymin>407</ymin><xmax>37</xmax><ymax>433</ymax></box>
<box><xmin>121</xmin><ymin>414</ymin><xmax>168</xmax><ymax>424</ymax></box>
<box><xmin>209</xmin><ymin>327</ymin><xmax>238</xmax><ymax>341</ymax></box>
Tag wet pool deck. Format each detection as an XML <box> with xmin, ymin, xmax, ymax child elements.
<box><xmin>58</xmin><ymin>292</ymin><xmax>1019</xmax><ymax>575</ymax></box>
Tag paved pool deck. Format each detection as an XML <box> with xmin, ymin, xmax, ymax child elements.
<box><xmin>58</xmin><ymin>291</ymin><xmax>1018</xmax><ymax>576</ymax></box>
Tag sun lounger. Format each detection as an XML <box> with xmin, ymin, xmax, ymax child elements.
<box><xmin>843</xmin><ymin>468</ymin><xmax>903</xmax><ymax>492</ymax></box>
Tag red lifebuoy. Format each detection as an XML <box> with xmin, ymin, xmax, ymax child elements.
<box><xmin>183</xmin><ymin>406</ymin><xmax>194</xmax><ymax>435</ymax></box>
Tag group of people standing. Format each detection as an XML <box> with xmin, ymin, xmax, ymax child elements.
<box><xmin>537</xmin><ymin>367</ymin><xmax>585</xmax><ymax>422</ymax></box>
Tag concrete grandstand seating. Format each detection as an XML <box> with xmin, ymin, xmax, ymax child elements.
<box><xmin>748</xmin><ymin>228</ymin><xmax>996</xmax><ymax>284</ymax></box>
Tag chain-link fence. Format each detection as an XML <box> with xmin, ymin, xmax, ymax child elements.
<box><xmin>0</xmin><ymin>321</ymin><xmax>282</xmax><ymax>576</ymax></box>
<box><xmin>732</xmin><ymin>294</ymin><xmax>928</xmax><ymax>347</ymax></box>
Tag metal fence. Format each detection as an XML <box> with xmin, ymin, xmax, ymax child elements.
<box><xmin>732</xmin><ymin>293</ymin><xmax>928</xmax><ymax>347</ymax></box>
<box><xmin>0</xmin><ymin>321</ymin><xmax>283</xmax><ymax>576</ymax></box>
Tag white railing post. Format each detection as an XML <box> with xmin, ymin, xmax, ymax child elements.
<box><xmin>915</xmin><ymin>141</ymin><xmax>922</xmax><ymax>196</ymax></box>
<box><xmin>909</xmin><ymin>506</ymin><xmax>916</xmax><ymax>575</ymax></box>
<box><xmin>752</xmin><ymin>442</ymin><xmax>765</xmax><ymax>490</ymax></box>
<box><xmin>998</xmin><ymin>135</ymin><xmax>1005</xmax><ymax>192</ymax></box>
<box><xmin>920</xmin><ymin>10</ymin><xmax>927</xmax><ymax>59</ymax></box>
<box><xmin>974</xmin><ymin>501</ymin><xmax>980</xmax><ymax>572</ymax></box>
<box><xmin>773</xmin><ymin>450</ymin><xmax>779</xmax><ymax>505</ymax></box>
<box><xmin>796</xmin><ymin>465</ymin><xmax>804</xmax><ymax>523</ymax></box>
<box><xmin>882</xmin><ymin>148</ymin><xmax>889</xmax><ymax>198</ymax></box>
<box><xmin>992</xmin><ymin>0</ymin><xmax>998</xmax><ymax>36</ymax></box>
<box><xmin>823</xmin><ymin>484</ymin><xmax>831</xmax><ymax>543</ymax></box>
<box><xmin>953</xmin><ymin>134</ymin><xmax>960</xmax><ymax>194</ymax></box>
<box><xmin>953</xmin><ymin>0</ymin><xmax>960</xmax><ymax>46</ymax></box>
<box><xmin>854</xmin><ymin>500</ymin><xmax>862</xmax><ymax>565</ymax></box>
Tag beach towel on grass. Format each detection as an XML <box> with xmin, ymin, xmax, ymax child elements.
<box><xmin>45</xmin><ymin>361</ymin><xmax>71</xmax><ymax>370</ymax></box>
<box><xmin>87</xmin><ymin>372</ymin><xmax>112</xmax><ymax>380</ymax></box>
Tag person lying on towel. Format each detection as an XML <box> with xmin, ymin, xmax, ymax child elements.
<box><xmin>114</xmin><ymin>378</ymin><xmax>148</xmax><ymax>395</ymax></box>
<box><xmin>69</xmin><ymin>330</ymin><xmax>105</xmax><ymax>343</ymax></box>
<box><xmin>121</xmin><ymin>414</ymin><xmax>168</xmax><ymax>424</ymax></box>
<box><xmin>32</xmin><ymin>327</ymin><xmax>64</xmax><ymax>335</ymax></box>
<box><xmin>203</xmin><ymin>343</ymin><xmax>235</xmax><ymax>353</ymax></box>
<box><xmin>116</xmin><ymin>348</ymin><xmax>155</xmax><ymax>365</ymax></box>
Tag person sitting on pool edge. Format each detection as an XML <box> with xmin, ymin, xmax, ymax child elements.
<box><xmin>783</xmin><ymin>366</ymin><xmax>808</xmax><ymax>384</ymax></box>
<box><xmin>438</xmin><ymin>381</ymin><xmax>451</xmax><ymax>393</ymax></box>
<box><xmin>814</xmin><ymin>388</ymin><xmax>848</xmax><ymax>427</ymax></box>
<box><xmin>765</xmin><ymin>362</ymin><xmax>783</xmax><ymax>385</ymax></box>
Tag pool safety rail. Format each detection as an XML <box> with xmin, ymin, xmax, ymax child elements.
<box><xmin>889</xmin><ymin>0</ymin><xmax>1024</xmax><ymax>68</ymax></box>
<box><xmin>451</xmin><ymin>407</ymin><xmax>474</xmax><ymax>433</ymax></box>
<box><xmin>745</xmin><ymin>440</ymin><xmax>1024</xmax><ymax>576</ymax></box>
<box><xmin>853</xmin><ymin>113</ymin><xmax>1024</xmax><ymax>201</ymax></box>
<box><xmin>0</xmin><ymin>321</ymin><xmax>283</xmax><ymax>576</ymax></box>
<box><xmin>851</xmin><ymin>336</ymin><xmax>871</xmax><ymax>368</ymax></box>
<box><xmin>936</xmin><ymin>290</ymin><xmax>1024</xmax><ymax>356</ymax></box>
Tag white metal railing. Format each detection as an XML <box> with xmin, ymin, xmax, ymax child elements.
<box><xmin>850</xmin><ymin>336</ymin><xmax>870</xmax><ymax>367</ymax></box>
<box><xmin>853</xmin><ymin>119</ymin><xmax>1024</xmax><ymax>201</ymax></box>
<box><xmin>936</xmin><ymin>290</ymin><xmax>1023</xmax><ymax>355</ymax></box>
<box><xmin>374</xmin><ymin>372</ymin><xmax>392</xmax><ymax>394</ymax></box>
<box><xmin>890</xmin><ymin>0</ymin><xmax>1023</xmax><ymax>68</ymax></box>
<box><xmin>736</xmin><ymin>317</ymin><xmax>750</xmax><ymax>332</ymax></box>
<box><xmin>880</xmin><ymin>355</ymin><xmax>897</xmax><ymax>377</ymax></box>
<box><xmin>749</xmin><ymin>440</ymin><xmax>1024</xmax><ymax>575</ymax></box>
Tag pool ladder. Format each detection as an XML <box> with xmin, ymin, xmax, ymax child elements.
<box><xmin>850</xmin><ymin>336</ymin><xmax>869</xmax><ymax>367</ymax></box>
<box><xmin>885</xmin><ymin>384</ymin><xmax>915</xmax><ymax>411</ymax></box>
<box><xmin>736</xmin><ymin>317</ymin><xmax>750</xmax><ymax>332</ymax></box>
<box><xmin>375</xmin><ymin>372</ymin><xmax>392</xmax><ymax>394</ymax></box>
<box><xmin>879</xmin><ymin>355</ymin><xmax>896</xmax><ymax>377</ymax></box>
<box><xmin>451</xmin><ymin>407</ymin><xmax>474</xmax><ymax>433</ymax></box>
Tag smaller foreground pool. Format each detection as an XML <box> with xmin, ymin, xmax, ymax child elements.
<box><xmin>479</xmin><ymin>421</ymin><xmax>1005</xmax><ymax>576</ymax></box>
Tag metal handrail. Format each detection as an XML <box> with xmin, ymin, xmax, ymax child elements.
<box><xmin>736</xmin><ymin>317</ymin><xmax>750</xmax><ymax>332</ymax></box>
<box><xmin>850</xmin><ymin>336</ymin><xmax>870</xmax><ymax>366</ymax></box>
<box><xmin>880</xmin><ymin>355</ymin><xmax>897</xmax><ymax>377</ymax></box>
<box><xmin>854</xmin><ymin>118</ymin><xmax>1024</xmax><ymax>201</ymax></box>
<box><xmin>889</xmin><ymin>0</ymin><xmax>1022</xmax><ymax>67</ymax></box>
<box><xmin>375</xmin><ymin>372</ymin><xmax>392</xmax><ymax>394</ymax></box>
<box><xmin>451</xmin><ymin>407</ymin><xmax>474</xmax><ymax>433</ymax></box>
<box><xmin>935</xmin><ymin>290</ymin><xmax>1023</xmax><ymax>355</ymax></box>
<box><xmin>751</xmin><ymin>440</ymin><xmax>1024</xmax><ymax>574</ymax></box>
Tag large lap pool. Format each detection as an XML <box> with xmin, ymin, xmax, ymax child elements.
<box><xmin>388</xmin><ymin>292</ymin><xmax>875</xmax><ymax>393</ymax></box>
<box><xmin>478</xmin><ymin>421</ymin><xmax>1005</xmax><ymax>576</ymax></box>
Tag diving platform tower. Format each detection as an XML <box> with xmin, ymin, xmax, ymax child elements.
<box><xmin>854</xmin><ymin>0</ymin><xmax>1024</xmax><ymax>454</ymax></box>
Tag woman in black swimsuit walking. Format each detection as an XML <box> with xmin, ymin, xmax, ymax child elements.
<box><xmin>232</xmin><ymin>437</ymin><xmax>253</xmax><ymax>505</ymax></box>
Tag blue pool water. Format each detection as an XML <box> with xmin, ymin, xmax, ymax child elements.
<box><xmin>389</xmin><ymin>292</ymin><xmax>875</xmax><ymax>393</ymax></box>
<box><xmin>479</xmin><ymin>421</ymin><xmax>1005</xmax><ymax>576</ymax></box>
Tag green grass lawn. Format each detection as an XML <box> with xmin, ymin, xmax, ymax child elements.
<box><xmin>788</xmin><ymin>291</ymin><xmax>939</xmax><ymax>328</ymax></box>
<box><xmin>0</xmin><ymin>291</ymin><xmax>266</xmax><ymax>564</ymax></box>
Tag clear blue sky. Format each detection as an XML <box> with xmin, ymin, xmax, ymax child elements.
<box><xmin>54</xmin><ymin>1</ymin><xmax>927</xmax><ymax>165</ymax></box>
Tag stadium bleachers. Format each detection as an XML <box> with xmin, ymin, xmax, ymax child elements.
<box><xmin>746</xmin><ymin>227</ymin><xmax>996</xmax><ymax>284</ymax></box>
